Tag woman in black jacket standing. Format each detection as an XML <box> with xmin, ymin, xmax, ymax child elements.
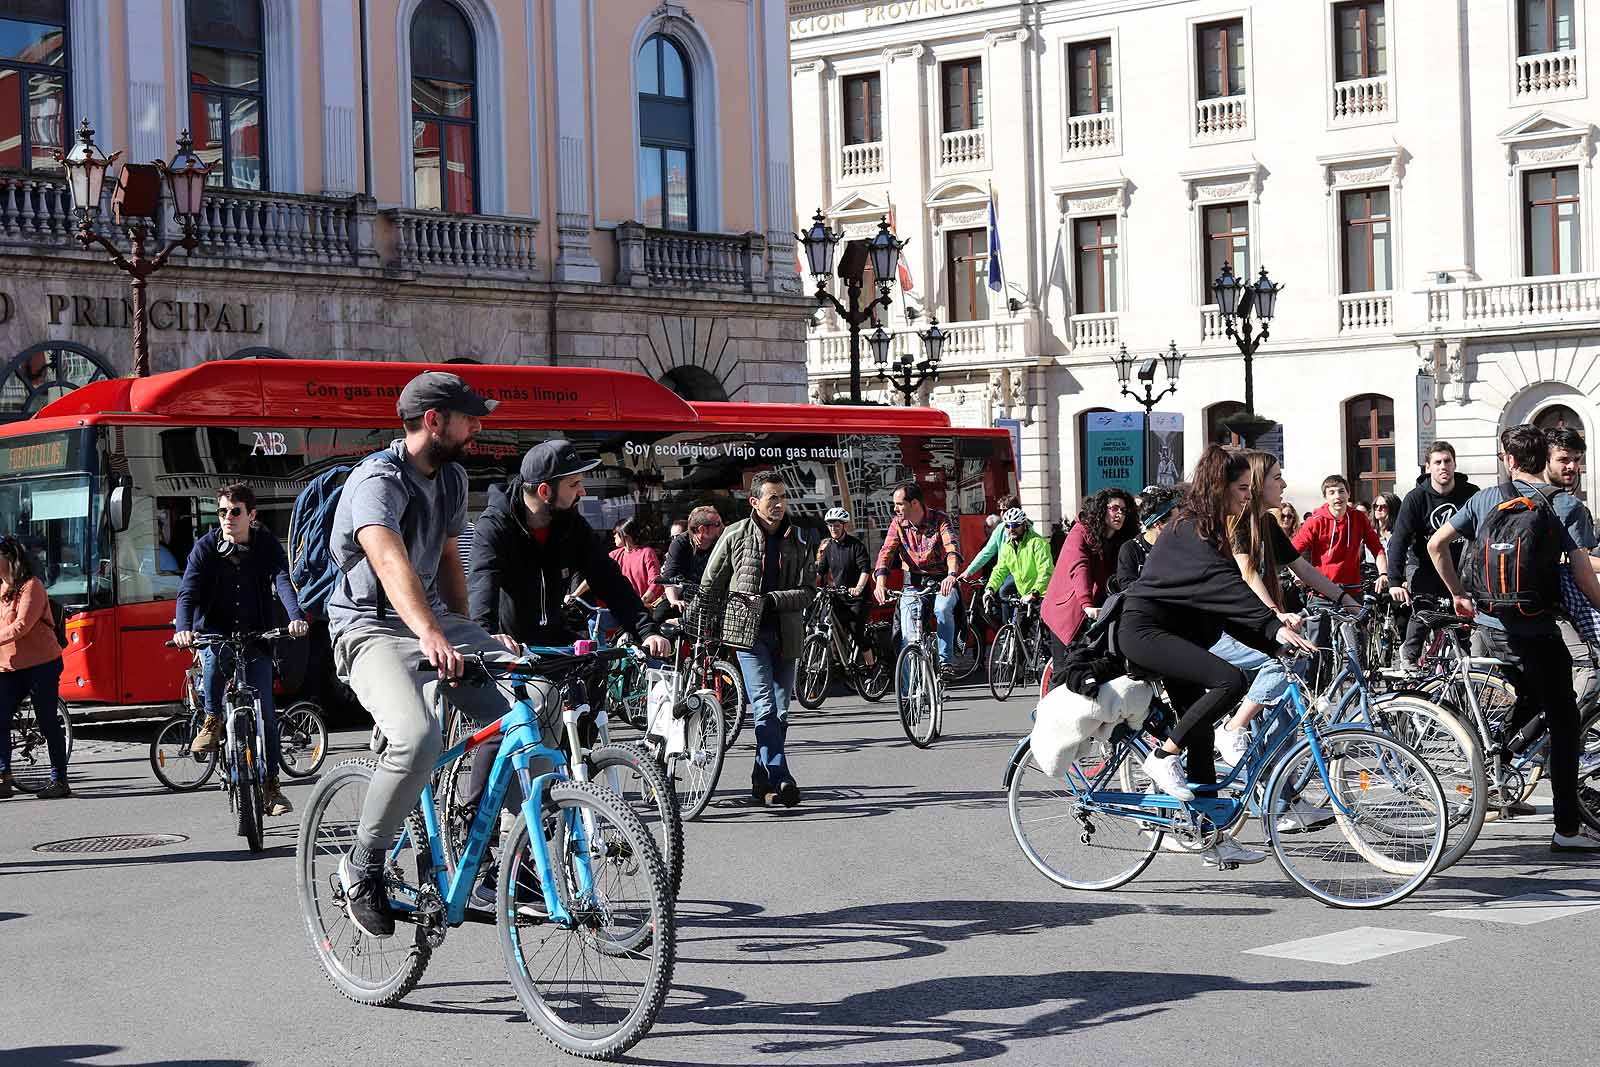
<box><xmin>1122</xmin><ymin>447</ymin><xmax>1317</xmax><ymax>866</ymax></box>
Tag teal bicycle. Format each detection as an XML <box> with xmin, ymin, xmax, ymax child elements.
<box><xmin>1005</xmin><ymin>652</ymin><xmax>1448</xmax><ymax>908</ymax></box>
<box><xmin>295</xmin><ymin>646</ymin><xmax>674</xmax><ymax>1060</ymax></box>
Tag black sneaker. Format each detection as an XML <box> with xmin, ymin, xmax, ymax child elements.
<box><xmin>776</xmin><ymin>781</ymin><xmax>801</xmax><ymax>808</ymax></box>
<box><xmin>35</xmin><ymin>779</ymin><xmax>71</xmax><ymax>799</ymax></box>
<box><xmin>338</xmin><ymin>855</ymin><xmax>395</xmax><ymax>938</ymax></box>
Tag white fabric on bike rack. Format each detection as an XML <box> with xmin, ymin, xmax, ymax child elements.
<box><xmin>1028</xmin><ymin>675</ymin><xmax>1153</xmax><ymax>778</ymax></box>
<box><xmin>645</xmin><ymin>666</ymin><xmax>688</xmax><ymax>757</ymax></box>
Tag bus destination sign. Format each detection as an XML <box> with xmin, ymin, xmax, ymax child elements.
<box><xmin>0</xmin><ymin>433</ymin><xmax>72</xmax><ymax>477</ymax></box>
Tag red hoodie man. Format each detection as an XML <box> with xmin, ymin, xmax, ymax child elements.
<box><xmin>1292</xmin><ymin>474</ymin><xmax>1390</xmax><ymax>592</ymax></box>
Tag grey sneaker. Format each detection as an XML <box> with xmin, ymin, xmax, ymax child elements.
<box><xmin>338</xmin><ymin>854</ymin><xmax>395</xmax><ymax>938</ymax></box>
<box><xmin>1202</xmin><ymin>836</ymin><xmax>1268</xmax><ymax>867</ymax></box>
<box><xmin>1551</xmin><ymin>826</ymin><xmax>1600</xmax><ymax>853</ymax></box>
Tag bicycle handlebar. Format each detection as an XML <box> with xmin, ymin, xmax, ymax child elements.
<box><xmin>165</xmin><ymin>627</ymin><xmax>300</xmax><ymax>649</ymax></box>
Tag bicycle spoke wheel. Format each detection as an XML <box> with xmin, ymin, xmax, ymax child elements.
<box><xmin>150</xmin><ymin>715</ymin><xmax>219</xmax><ymax>791</ymax></box>
<box><xmin>278</xmin><ymin>701</ymin><xmax>329</xmax><ymax>779</ymax></box>
<box><xmin>8</xmin><ymin>695</ymin><xmax>68</xmax><ymax>792</ymax></box>
<box><xmin>950</xmin><ymin>622</ymin><xmax>983</xmax><ymax>682</ymax></box>
<box><xmin>795</xmin><ymin>634</ymin><xmax>831</xmax><ymax>710</ymax></box>
<box><xmin>1577</xmin><ymin>705</ymin><xmax>1600</xmax><ymax>833</ymax></box>
<box><xmin>1265</xmin><ymin>730</ymin><xmax>1445</xmax><ymax>908</ymax></box>
<box><xmin>897</xmin><ymin>646</ymin><xmax>935</xmax><ymax>748</ymax></box>
<box><xmin>296</xmin><ymin>759</ymin><xmax>432</xmax><ymax>1007</ymax></box>
<box><xmin>588</xmin><ymin>742</ymin><xmax>683</xmax><ymax>902</ymax></box>
<box><xmin>1371</xmin><ymin>695</ymin><xmax>1484</xmax><ymax>872</ymax></box>
<box><xmin>710</xmin><ymin>659</ymin><xmax>747</xmax><ymax>747</ymax></box>
<box><xmin>666</xmin><ymin>694</ymin><xmax>725</xmax><ymax>821</ymax></box>
<box><xmin>499</xmin><ymin>780</ymin><xmax>674</xmax><ymax>1060</ymax></box>
<box><xmin>1008</xmin><ymin>739</ymin><xmax>1159</xmax><ymax>891</ymax></box>
<box><xmin>857</xmin><ymin>626</ymin><xmax>893</xmax><ymax>702</ymax></box>
<box><xmin>988</xmin><ymin>625</ymin><xmax>1021</xmax><ymax>702</ymax></box>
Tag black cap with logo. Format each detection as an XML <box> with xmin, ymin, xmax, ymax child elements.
<box><xmin>396</xmin><ymin>371</ymin><xmax>499</xmax><ymax>420</ymax></box>
<box><xmin>520</xmin><ymin>439</ymin><xmax>601</xmax><ymax>488</ymax></box>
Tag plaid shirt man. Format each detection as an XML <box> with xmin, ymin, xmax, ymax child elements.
<box><xmin>875</xmin><ymin>507</ymin><xmax>962</xmax><ymax>581</ymax></box>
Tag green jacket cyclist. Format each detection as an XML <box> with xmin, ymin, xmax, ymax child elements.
<box><xmin>985</xmin><ymin>508</ymin><xmax>1053</xmax><ymax>624</ymax></box>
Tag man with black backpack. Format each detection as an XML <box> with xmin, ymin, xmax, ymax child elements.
<box><xmin>323</xmin><ymin>371</ymin><xmax>521</xmax><ymax>938</ymax></box>
<box><xmin>1427</xmin><ymin>424</ymin><xmax>1600</xmax><ymax>852</ymax></box>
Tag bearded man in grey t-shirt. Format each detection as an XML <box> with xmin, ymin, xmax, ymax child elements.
<box><xmin>330</xmin><ymin>370</ymin><xmax>525</xmax><ymax>939</ymax></box>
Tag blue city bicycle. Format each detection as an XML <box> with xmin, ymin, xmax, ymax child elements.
<box><xmin>1005</xmin><ymin>652</ymin><xmax>1448</xmax><ymax>908</ymax></box>
<box><xmin>295</xmin><ymin>646</ymin><xmax>674</xmax><ymax>1060</ymax></box>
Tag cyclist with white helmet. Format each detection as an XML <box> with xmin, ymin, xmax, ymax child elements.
<box><xmin>984</xmin><ymin>508</ymin><xmax>1053</xmax><ymax>624</ymax></box>
<box><xmin>817</xmin><ymin>507</ymin><xmax>873</xmax><ymax>665</ymax></box>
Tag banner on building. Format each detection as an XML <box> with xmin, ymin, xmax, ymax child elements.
<box><xmin>995</xmin><ymin>417</ymin><xmax>1023</xmax><ymax>480</ymax></box>
<box><xmin>1085</xmin><ymin>411</ymin><xmax>1145</xmax><ymax>494</ymax></box>
<box><xmin>1146</xmin><ymin>412</ymin><xmax>1184</xmax><ymax>488</ymax></box>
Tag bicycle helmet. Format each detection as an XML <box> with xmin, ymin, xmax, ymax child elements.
<box><xmin>1001</xmin><ymin>507</ymin><xmax>1030</xmax><ymax>527</ymax></box>
<box><xmin>824</xmin><ymin>507</ymin><xmax>850</xmax><ymax>523</ymax></box>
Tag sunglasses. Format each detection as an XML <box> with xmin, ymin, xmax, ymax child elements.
<box><xmin>217</xmin><ymin>506</ymin><xmax>246</xmax><ymax>518</ymax></box>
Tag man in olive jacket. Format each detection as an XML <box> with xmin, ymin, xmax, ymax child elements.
<box><xmin>698</xmin><ymin>470</ymin><xmax>812</xmax><ymax>806</ymax></box>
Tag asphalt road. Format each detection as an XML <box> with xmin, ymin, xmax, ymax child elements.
<box><xmin>3</xmin><ymin>683</ymin><xmax>1597</xmax><ymax>1067</ymax></box>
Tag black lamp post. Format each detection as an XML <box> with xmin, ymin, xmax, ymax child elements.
<box><xmin>1110</xmin><ymin>340</ymin><xmax>1183</xmax><ymax>415</ymax></box>
<box><xmin>59</xmin><ymin>119</ymin><xmax>210</xmax><ymax>378</ymax></box>
<box><xmin>799</xmin><ymin>210</ymin><xmax>906</xmax><ymax>403</ymax></box>
<box><xmin>1211</xmin><ymin>263</ymin><xmax>1284</xmax><ymax>447</ymax></box>
<box><xmin>877</xmin><ymin>316</ymin><xmax>943</xmax><ymax>405</ymax></box>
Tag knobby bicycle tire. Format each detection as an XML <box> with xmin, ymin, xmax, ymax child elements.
<box><xmin>796</xmin><ymin>632</ymin><xmax>832</xmax><ymax>710</ymax></box>
<box><xmin>588</xmin><ymin>741</ymin><xmax>684</xmax><ymax>902</ymax></box>
<box><xmin>233</xmin><ymin>735</ymin><xmax>265</xmax><ymax>853</ymax></box>
<box><xmin>296</xmin><ymin>758</ymin><xmax>433</xmax><ymax>1007</ymax></box>
<box><xmin>278</xmin><ymin>701</ymin><xmax>329</xmax><ymax>779</ymax></box>
<box><xmin>497</xmin><ymin>779</ymin><xmax>675</xmax><ymax>1060</ymax></box>
<box><xmin>150</xmin><ymin>714</ymin><xmax>219</xmax><ymax>791</ymax></box>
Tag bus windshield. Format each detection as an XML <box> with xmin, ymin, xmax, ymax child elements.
<box><xmin>0</xmin><ymin>430</ymin><xmax>101</xmax><ymax>604</ymax></box>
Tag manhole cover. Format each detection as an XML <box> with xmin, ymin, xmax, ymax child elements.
<box><xmin>33</xmin><ymin>833</ymin><xmax>189</xmax><ymax>854</ymax></box>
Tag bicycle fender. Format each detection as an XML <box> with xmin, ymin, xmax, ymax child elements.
<box><xmin>1002</xmin><ymin>736</ymin><xmax>1031</xmax><ymax>789</ymax></box>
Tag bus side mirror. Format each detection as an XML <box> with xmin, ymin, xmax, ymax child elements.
<box><xmin>109</xmin><ymin>480</ymin><xmax>133</xmax><ymax>532</ymax></box>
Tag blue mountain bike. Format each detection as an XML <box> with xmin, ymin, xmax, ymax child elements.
<box><xmin>295</xmin><ymin>646</ymin><xmax>674</xmax><ymax>1060</ymax></box>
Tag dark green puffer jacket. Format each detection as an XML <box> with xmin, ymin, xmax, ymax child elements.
<box><xmin>697</xmin><ymin>515</ymin><xmax>811</xmax><ymax>656</ymax></box>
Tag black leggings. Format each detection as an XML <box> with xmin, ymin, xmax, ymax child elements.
<box><xmin>1118</xmin><ymin>606</ymin><xmax>1248</xmax><ymax>788</ymax></box>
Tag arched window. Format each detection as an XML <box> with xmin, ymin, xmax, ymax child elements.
<box><xmin>659</xmin><ymin>366</ymin><xmax>727</xmax><ymax>402</ymax></box>
<box><xmin>187</xmin><ymin>0</ymin><xmax>267</xmax><ymax>190</ymax></box>
<box><xmin>1205</xmin><ymin>400</ymin><xmax>1247</xmax><ymax>448</ymax></box>
<box><xmin>1346</xmin><ymin>393</ymin><xmax>1395</xmax><ymax>500</ymax></box>
<box><xmin>0</xmin><ymin>342</ymin><xmax>113</xmax><ymax>421</ymax></box>
<box><xmin>410</xmin><ymin>0</ymin><xmax>478</xmax><ymax>213</ymax></box>
<box><xmin>0</xmin><ymin>0</ymin><xmax>69</xmax><ymax>173</ymax></box>
<box><xmin>1536</xmin><ymin>403</ymin><xmax>1588</xmax><ymax>502</ymax></box>
<box><xmin>636</xmin><ymin>33</ymin><xmax>694</xmax><ymax>231</ymax></box>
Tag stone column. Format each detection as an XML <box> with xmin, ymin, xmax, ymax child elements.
<box><xmin>124</xmin><ymin>0</ymin><xmax>165</xmax><ymax>164</ymax></box>
<box><xmin>983</xmin><ymin>27</ymin><xmax>1034</xmax><ymax>313</ymax></box>
<box><xmin>552</xmin><ymin>0</ymin><xmax>600</xmax><ymax>282</ymax></box>
<box><xmin>883</xmin><ymin>43</ymin><xmax>928</xmax><ymax>315</ymax></box>
<box><xmin>762</xmin><ymin>0</ymin><xmax>801</xmax><ymax>294</ymax></box>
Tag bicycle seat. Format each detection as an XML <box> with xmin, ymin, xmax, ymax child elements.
<box><xmin>1416</xmin><ymin>610</ymin><xmax>1469</xmax><ymax>632</ymax></box>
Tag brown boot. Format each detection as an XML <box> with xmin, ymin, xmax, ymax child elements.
<box><xmin>263</xmin><ymin>776</ymin><xmax>293</xmax><ymax>817</ymax></box>
<box><xmin>192</xmin><ymin>715</ymin><xmax>224</xmax><ymax>753</ymax></box>
<box><xmin>0</xmin><ymin>772</ymin><xmax>15</xmax><ymax>799</ymax></box>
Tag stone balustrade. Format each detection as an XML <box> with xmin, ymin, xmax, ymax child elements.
<box><xmin>615</xmin><ymin>222</ymin><xmax>767</xmax><ymax>292</ymax></box>
<box><xmin>1332</xmin><ymin>75</ymin><xmax>1390</xmax><ymax>122</ymax></box>
<box><xmin>1064</xmin><ymin>113</ymin><xmax>1116</xmax><ymax>155</ymax></box>
<box><xmin>939</xmin><ymin>128</ymin><xmax>986</xmax><ymax>170</ymax></box>
<box><xmin>1195</xmin><ymin>95</ymin><xmax>1249</xmax><ymax>139</ymax></box>
<box><xmin>1515</xmin><ymin>49</ymin><xmax>1580</xmax><ymax>97</ymax></box>
<box><xmin>381</xmin><ymin>208</ymin><xmax>538</xmax><ymax>275</ymax></box>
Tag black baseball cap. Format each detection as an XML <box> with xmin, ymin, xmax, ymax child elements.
<box><xmin>396</xmin><ymin>371</ymin><xmax>498</xmax><ymax>420</ymax></box>
<box><xmin>520</xmin><ymin>439</ymin><xmax>600</xmax><ymax>487</ymax></box>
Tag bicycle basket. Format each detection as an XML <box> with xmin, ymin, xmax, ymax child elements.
<box><xmin>683</xmin><ymin>590</ymin><xmax>760</xmax><ymax>644</ymax></box>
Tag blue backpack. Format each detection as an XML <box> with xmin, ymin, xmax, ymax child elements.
<box><xmin>287</xmin><ymin>449</ymin><xmax>464</xmax><ymax>621</ymax></box>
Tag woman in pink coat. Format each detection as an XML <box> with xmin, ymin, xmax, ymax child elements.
<box><xmin>1041</xmin><ymin>489</ymin><xmax>1136</xmax><ymax>653</ymax></box>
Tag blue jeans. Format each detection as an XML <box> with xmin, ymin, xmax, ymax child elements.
<box><xmin>203</xmin><ymin>645</ymin><xmax>281</xmax><ymax>779</ymax></box>
<box><xmin>898</xmin><ymin>585</ymin><xmax>958</xmax><ymax>663</ymax></box>
<box><xmin>1208</xmin><ymin>633</ymin><xmax>1297</xmax><ymax>707</ymax></box>
<box><xmin>735</xmin><ymin>630</ymin><xmax>797</xmax><ymax>790</ymax></box>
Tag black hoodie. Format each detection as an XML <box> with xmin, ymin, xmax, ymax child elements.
<box><xmin>1386</xmin><ymin>473</ymin><xmax>1479</xmax><ymax>596</ymax></box>
<box><xmin>467</xmin><ymin>477</ymin><xmax>655</xmax><ymax>646</ymax></box>
<box><xmin>1125</xmin><ymin>517</ymin><xmax>1283</xmax><ymax>655</ymax></box>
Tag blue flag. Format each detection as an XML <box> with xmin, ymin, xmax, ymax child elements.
<box><xmin>987</xmin><ymin>192</ymin><xmax>1003</xmax><ymax>294</ymax></box>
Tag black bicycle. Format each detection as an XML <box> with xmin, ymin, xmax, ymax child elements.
<box><xmin>162</xmin><ymin>629</ymin><xmax>301</xmax><ymax>851</ymax></box>
<box><xmin>796</xmin><ymin>586</ymin><xmax>893</xmax><ymax>709</ymax></box>
<box><xmin>987</xmin><ymin>594</ymin><xmax>1049</xmax><ymax>701</ymax></box>
<box><xmin>6</xmin><ymin>691</ymin><xmax>74</xmax><ymax>792</ymax></box>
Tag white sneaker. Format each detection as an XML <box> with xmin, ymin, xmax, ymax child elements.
<box><xmin>1275</xmin><ymin>799</ymin><xmax>1335</xmax><ymax>834</ymax></box>
<box><xmin>1202</xmin><ymin>836</ymin><xmax>1268</xmax><ymax>867</ymax></box>
<box><xmin>1141</xmin><ymin>751</ymin><xmax>1195</xmax><ymax>802</ymax></box>
<box><xmin>1215</xmin><ymin>722</ymin><xmax>1251</xmax><ymax>767</ymax></box>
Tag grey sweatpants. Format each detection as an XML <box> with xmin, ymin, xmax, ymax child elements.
<box><xmin>334</xmin><ymin>613</ymin><xmax>518</xmax><ymax>853</ymax></box>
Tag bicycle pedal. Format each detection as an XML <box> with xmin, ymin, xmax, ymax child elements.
<box><xmin>1220</xmin><ymin>861</ymin><xmax>1239</xmax><ymax>871</ymax></box>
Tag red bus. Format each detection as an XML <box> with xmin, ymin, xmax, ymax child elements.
<box><xmin>0</xmin><ymin>359</ymin><xmax>1016</xmax><ymax>719</ymax></box>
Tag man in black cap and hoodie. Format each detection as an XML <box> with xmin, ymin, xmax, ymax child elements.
<box><xmin>1386</xmin><ymin>440</ymin><xmax>1478</xmax><ymax>665</ymax></box>
<box><xmin>462</xmin><ymin>439</ymin><xmax>672</xmax><ymax>903</ymax></box>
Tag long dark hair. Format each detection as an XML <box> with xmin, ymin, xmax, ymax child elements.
<box><xmin>1079</xmin><ymin>488</ymin><xmax>1136</xmax><ymax>556</ymax></box>
<box><xmin>0</xmin><ymin>535</ymin><xmax>39</xmax><ymax>603</ymax></box>
<box><xmin>1229</xmin><ymin>451</ymin><xmax>1284</xmax><ymax>605</ymax></box>
<box><xmin>1183</xmin><ymin>445</ymin><xmax>1251</xmax><ymax>548</ymax></box>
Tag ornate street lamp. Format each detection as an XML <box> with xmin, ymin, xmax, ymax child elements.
<box><xmin>59</xmin><ymin>121</ymin><xmax>209</xmax><ymax>378</ymax></box>
<box><xmin>1110</xmin><ymin>340</ymin><xmax>1183</xmax><ymax>415</ymax></box>
<box><xmin>801</xmin><ymin>210</ymin><xmax>906</xmax><ymax>403</ymax></box>
<box><xmin>879</xmin><ymin>316</ymin><xmax>942</xmax><ymax>405</ymax></box>
<box><xmin>1211</xmin><ymin>263</ymin><xmax>1285</xmax><ymax>447</ymax></box>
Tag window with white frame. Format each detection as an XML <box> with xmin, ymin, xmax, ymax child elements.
<box><xmin>1340</xmin><ymin>188</ymin><xmax>1392</xmax><ymax>292</ymax></box>
<box><xmin>1520</xmin><ymin>0</ymin><xmax>1576</xmax><ymax>55</ymax></box>
<box><xmin>843</xmin><ymin>72</ymin><xmax>881</xmax><ymax>145</ymax></box>
<box><xmin>1068</xmin><ymin>39</ymin><xmax>1113</xmax><ymax>115</ymax></box>
<box><xmin>1202</xmin><ymin>202</ymin><xmax>1250</xmax><ymax>302</ymax></box>
<box><xmin>1074</xmin><ymin>216</ymin><xmax>1118</xmax><ymax>313</ymax></box>
<box><xmin>1333</xmin><ymin>1</ymin><xmax>1387</xmax><ymax>81</ymax></box>
<box><xmin>1196</xmin><ymin>19</ymin><xmax>1246</xmax><ymax>100</ymax></box>
<box><xmin>941</xmin><ymin>58</ymin><xmax>983</xmax><ymax>132</ymax></box>
<box><xmin>0</xmin><ymin>0</ymin><xmax>68</xmax><ymax>174</ymax></box>
<box><xmin>187</xmin><ymin>0</ymin><xmax>267</xmax><ymax>190</ymax></box>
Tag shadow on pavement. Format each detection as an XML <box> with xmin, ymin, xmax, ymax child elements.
<box><xmin>1</xmin><ymin>1046</ymin><xmax>252</xmax><ymax>1067</ymax></box>
<box><xmin>635</xmin><ymin>968</ymin><xmax>1364</xmax><ymax>1067</ymax></box>
<box><xmin>0</xmin><ymin>837</ymin><xmax>295</xmax><ymax>875</ymax></box>
<box><xmin>696</xmin><ymin>783</ymin><xmax>1008</xmax><ymax>824</ymax></box>
<box><xmin>672</xmin><ymin>897</ymin><xmax>1273</xmax><ymax>967</ymax></box>
<box><xmin>0</xmin><ymin>911</ymin><xmax>25</xmax><ymax>922</ymax></box>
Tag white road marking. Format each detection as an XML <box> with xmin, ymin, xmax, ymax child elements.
<box><xmin>1432</xmin><ymin>889</ymin><xmax>1600</xmax><ymax>926</ymax></box>
<box><xmin>1243</xmin><ymin>926</ymin><xmax>1462</xmax><ymax>965</ymax></box>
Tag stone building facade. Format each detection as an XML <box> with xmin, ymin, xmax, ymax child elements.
<box><xmin>0</xmin><ymin>0</ymin><xmax>809</xmax><ymax>417</ymax></box>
